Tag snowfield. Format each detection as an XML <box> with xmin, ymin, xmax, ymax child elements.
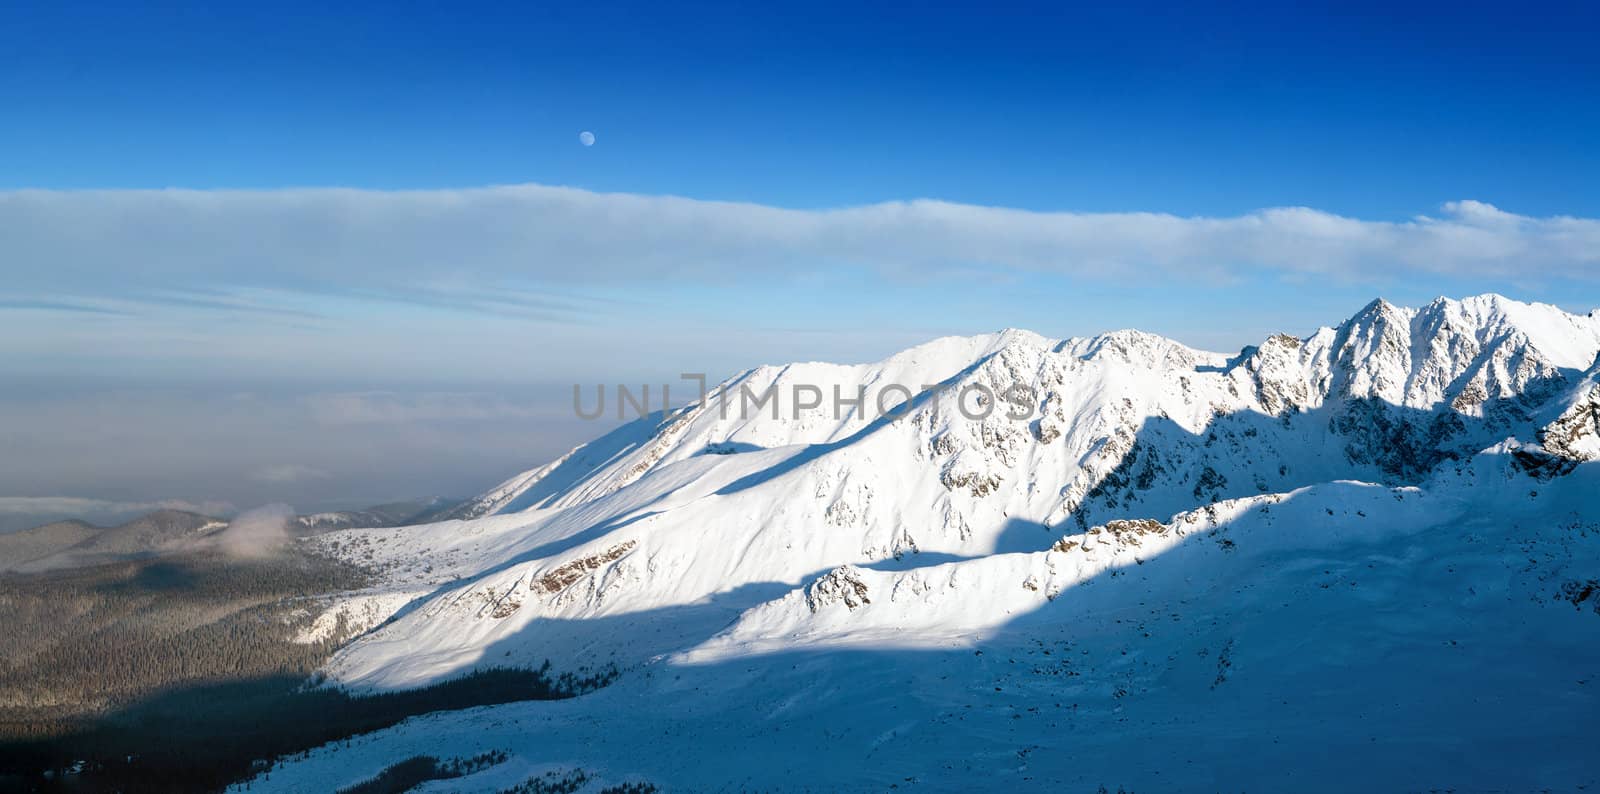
<box><xmin>244</xmin><ymin>294</ymin><xmax>1600</xmax><ymax>792</ymax></box>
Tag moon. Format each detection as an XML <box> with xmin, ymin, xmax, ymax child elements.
<box><xmin>578</xmin><ymin>131</ymin><xmax>596</xmax><ymax>147</ymax></box>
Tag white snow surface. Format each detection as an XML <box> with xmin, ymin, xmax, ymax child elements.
<box><xmin>249</xmin><ymin>295</ymin><xmax>1600</xmax><ymax>792</ymax></box>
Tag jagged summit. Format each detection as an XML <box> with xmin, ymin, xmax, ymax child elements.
<box><xmin>437</xmin><ymin>294</ymin><xmax>1597</xmax><ymax>526</ymax></box>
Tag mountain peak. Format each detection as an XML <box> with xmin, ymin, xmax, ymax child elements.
<box><xmin>243</xmin><ymin>293</ymin><xmax>1600</xmax><ymax>791</ymax></box>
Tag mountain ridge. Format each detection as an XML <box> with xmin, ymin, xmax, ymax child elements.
<box><xmin>293</xmin><ymin>294</ymin><xmax>1600</xmax><ymax>690</ymax></box>
<box><xmin>442</xmin><ymin>293</ymin><xmax>1599</xmax><ymax>525</ymax></box>
<box><xmin>235</xmin><ymin>293</ymin><xmax>1600</xmax><ymax>792</ymax></box>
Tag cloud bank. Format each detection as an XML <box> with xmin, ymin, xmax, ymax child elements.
<box><xmin>3</xmin><ymin>186</ymin><xmax>1598</xmax><ymax>313</ymax></box>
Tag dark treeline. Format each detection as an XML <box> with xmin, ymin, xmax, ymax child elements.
<box><xmin>0</xmin><ymin>548</ymin><xmax>371</xmax><ymax>735</ymax></box>
<box><xmin>0</xmin><ymin>664</ymin><xmax>617</xmax><ymax>793</ymax></box>
<box><xmin>335</xmin><ymin>751</ymin><xmax>510</xmax><ymax>794</ymax></box>
<box><xmin>494</xmin><ymin>768</ymin><xmax>660</xmax><ymax>794</ymax></box>
<box><xmin>335</xmin><ymin>754</ymin><xmax>661</xmax><ymax>794</ymax></box>
<box><xmin>0</xmin><ymin>546</ymin><xmax>619</xmax><ymax>792</ymax></box>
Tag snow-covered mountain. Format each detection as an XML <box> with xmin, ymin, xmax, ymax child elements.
<box><xmin>250</xmin><ymin>294</ymin><xmax>1600</xmax><ymax>792</ymax></box>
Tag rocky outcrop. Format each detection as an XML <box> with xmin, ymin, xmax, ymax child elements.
<box><xmin>806</xmin><ymin>565</ymin><xmax>872</xmax><ymax>612</ymax></box>
<box><xmin>533</xmin><ymin>541</ymin><xmax>638</xmax><ymax>596</ymax></box>
<box><xmin>1539</xmin><ymin>380</ymin><xmax>1600</xmax><ymax>462</ymax></box>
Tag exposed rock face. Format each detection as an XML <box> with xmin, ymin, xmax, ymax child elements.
<box><xmin>806</xmin><ymin>565</ymin><xmax>872</xmax><ymax>612</ymax></box>
<box><xmin>534</xmin><ymin>542</ymin><xmax>638</xmax><ymax>596</ymax></box>
<box><xmin>1541</xmin><ymin>378</ymin><xmax>1600</xmax><ymax>462</ymax></box>
<box><xmin>940</xmin><ymin>452</ymin><xmax>1003</xmax><ymax>497</ymax></box>
<box><xmin>1052</xmin><ymin>518</ymin><xmax>1170</xmax><ymax>553</ymax></box>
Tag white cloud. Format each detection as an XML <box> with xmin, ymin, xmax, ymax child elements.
<box><xmin>2</xmin><ymin>186</ymin><xmax>1597</xmax><ymax>312</ymax></box>
<box><xmin>210</xmin><ymin>503</ymin><xmax>293</xmax><ymax>558</ymax></box>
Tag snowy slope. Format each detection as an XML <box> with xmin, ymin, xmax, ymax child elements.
<box><xmin>255</xmin><ymin>456</ymin><xmax>1600</xmax><ymax>793</ymax></box>
<box><xmin>251</xmin><ymin>294</ymin><xmax>1600</xmax><ymax>791</ymax></box>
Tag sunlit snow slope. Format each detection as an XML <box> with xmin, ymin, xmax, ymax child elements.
<box><xmin>250</xmin><ymin>295</ymin><xmax>1600</xmax><ymax>792</ymax></box>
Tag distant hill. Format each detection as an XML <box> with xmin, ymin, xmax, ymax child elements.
<box><xmin>0</xmin><ymin>498</ymin><xmax>461</xmax><ymax>574</ymax></box>
<box><xmin>0</xmin><ymin>509</ymin><xmax>224</xmax><ymax>573</ymax></box>
<box><xmin>290</xmin><ymin>496</ymin><xmax>460</xmax><ymax>534</ymax></box>
<box><xmin>0</xmin><ymin>519</ymin><xmax>100</xmax><ymax>569</ymax></box>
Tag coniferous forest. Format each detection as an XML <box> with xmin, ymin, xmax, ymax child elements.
<box><xmin>0</xmin><ymin>547</ymin><xmax>610</xmax><ymax>792</ymax></box>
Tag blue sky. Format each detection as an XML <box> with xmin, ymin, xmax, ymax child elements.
<box><xmin>2</xmin><ymin>1</ymin><xmax>1599</xmax><ymax>520</ymax></box>
<box><xmin>5</xmin><ymin>1</ymin><xmax>1598</xmax><ymax>215</ymax></box>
